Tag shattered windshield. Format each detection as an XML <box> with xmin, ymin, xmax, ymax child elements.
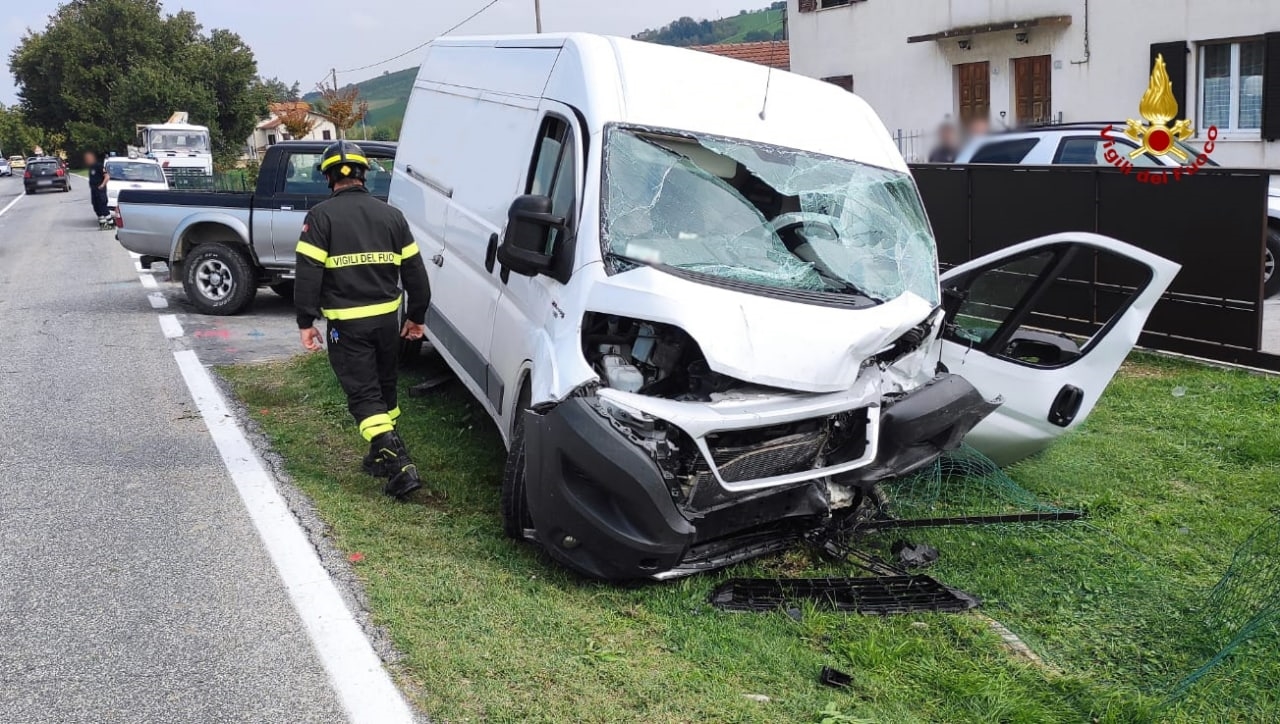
<box><xmin>602</xmin><ymin>127</ymin><xmax>939</xmax><ymax>306</ymax></box>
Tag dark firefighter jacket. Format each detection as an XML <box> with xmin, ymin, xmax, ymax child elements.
<box><xmin>295</xmin><ymin>186</ymin><xmax>430</xmax><ymax>329</ymax></box>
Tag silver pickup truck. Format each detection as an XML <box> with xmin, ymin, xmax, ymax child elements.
<box><xmin>115</xmin><ymin>140</ymin><xmax>398</xmax><ymax>315</ymax></box>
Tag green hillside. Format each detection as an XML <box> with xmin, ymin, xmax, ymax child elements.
<box><xmin>311</xmin><ymin>3</ymin><xmax>787</xmax><ymax>138</ymax></box>
<box><xmin>634</xmin><ymin>2</ymin><xmax>786</xmax><ymax>46</ymax></box>
<box><xmin>303</xmin><ymin>66</ymin><xmax>416</xmax><ymax>137</ymax></box>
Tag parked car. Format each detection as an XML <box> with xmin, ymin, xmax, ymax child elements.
<box><xmin>104</xmin><ymin>157</ymin><xmax>169</xmax><ymax>212</ymax></box>
<box><xmin>24</xmin><ymin>157</ymin><xmax>71</xmax><ymax>194</ymax></box>
<box><xmin>387</xmin><ymin>35</ymin><xmax>1179</xmax><ymax>581</ymax></box>
<box><xmin>9</xmin><ymin>155</ymin><xmax>26</xmax><ymax>171</ymax></box>
<box><xmin>0</xmin><ymin>158</ymin><xmax>11</xmax><ymax>177</ymax></box>
<box><xmin>114</xmin><ymin>140</ymin><xmax>398</xmax><ymax>314</ymax></box>
<box><xmin>954</xmin><ymin>123</ymin><xmax>1279</xmax><ymax>298</ymax></box>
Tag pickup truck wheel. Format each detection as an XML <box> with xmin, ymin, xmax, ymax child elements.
<box><xmin>500</xmin><ymin>386</ymin><xmax>535</xmax><ymax>541</ymax></box>
<box><xmin>183</xmin><ymin>242</ymin><xmax>258</xmax><ymax>316</ymax></box>
<box><xmin>1265</xmin><ymin>227</ymin><xmax>1280</xmax><ymax>299</ymax></box>
<box><xmin>269</xmin><ymin>281</ymin><xmax>295</xmax><ymax>300</ymax></box>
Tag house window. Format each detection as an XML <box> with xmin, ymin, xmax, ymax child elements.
<box><xmin>821</xmin><ymin>0</ymin><xmax>853</xmax><ymax>7</ymax></box>
<box><xmin>322</xmin><ymin>130</ymin><xmax>332</xmax><ymax>141</ymax></box>
<box><xmin>267</xmin><ymin>134</ymin><xmax>277</xmax><ymax>146</ymax></box>
<box><xmin>1200</xmin><ymin>39</ymin><xmax>1264</xmax><ymax>133</ymax></box>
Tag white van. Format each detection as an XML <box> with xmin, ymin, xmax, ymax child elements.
<box><xmin>389</xmin><ymin>34</ymin><xmax>1178</xmax><ymax>580</ymax></box>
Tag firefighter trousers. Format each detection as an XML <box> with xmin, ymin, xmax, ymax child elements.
<box><xmin>326</xmin><ymin>314</ymin><xmax>401</xmax><ymax>441</ymax></box>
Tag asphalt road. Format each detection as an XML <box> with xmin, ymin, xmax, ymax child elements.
<box><xmin>0</xmin><ymin>177</ymin><xmax>346</xmax><ymax>722</ymax></box>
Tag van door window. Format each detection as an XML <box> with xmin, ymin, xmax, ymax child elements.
<box><xmin>526</xmin><ymin>117</ymin><xmax>577</xmax><ymax>255</ymax></box>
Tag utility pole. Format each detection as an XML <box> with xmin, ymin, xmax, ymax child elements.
<box><xmin>331</xmin><ymin>68</ymin><xmax>343</xmax><ymax>139</ymax></box>
<box><xmin>534</xmin><ymin>0</ymin><xmax>543</xmax><ymax>33</ymax></box>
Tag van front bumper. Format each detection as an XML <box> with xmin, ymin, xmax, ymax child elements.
<box><xmin>522</xmin><ymin>374</ymin><xmax>997</xmax><ymax>581</ymax></box>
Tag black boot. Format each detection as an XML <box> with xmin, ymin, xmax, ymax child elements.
<box><xmin>362</xmin><ymin>440</ymin><xmax>393</xmax><ymax>478</ymax></box>
<box><xmin>369</xmin><ymin>431</ymin><xmax>423</xmax><ymax>500</ymax></box>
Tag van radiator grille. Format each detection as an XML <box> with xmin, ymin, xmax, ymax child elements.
<box><xmin>709</xmin><ymin>431</ymin><xmax>829</xmax><ymax>484</ymax></box>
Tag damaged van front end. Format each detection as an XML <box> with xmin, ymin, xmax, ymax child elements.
<box><xmin>519</xmin><ymin>125</ymin><xmax>999</xmax><ymax>581</ymax></box>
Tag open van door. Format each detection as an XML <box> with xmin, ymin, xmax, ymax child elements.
<box><xmin>939</xmin><ymin>232</ymin><xmax>1180</xmax><ymax>465</ymax></box>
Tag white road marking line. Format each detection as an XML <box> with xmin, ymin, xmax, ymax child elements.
<box><xmin>172</xmin><ymin>350</ymin><xmax>415</xmax><ymax>724</ymax></box>
<box><xmin>158</xmin><ymin>315</ymin><xmax>184</xmax><ymax>339</ymax></box>
<box><xmin>147</xmin><ymin>292</ymin><xmax>168</xmax><ymax>309</ymax></box>
<box><xmin>0</xmin><ymin>194</ymin><xmax>23</xmax><ymax>218</ymax></box>
<box><xmin>139</xmin><ymin>274</ymin><xmax>159</xmax><ymax>290</ymax></box>
<box><xmin>129</xmin><ymin>252</ymin><xmax>141</xmax><ymax>259</ymax></box>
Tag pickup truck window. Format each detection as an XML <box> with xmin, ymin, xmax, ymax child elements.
<box><xmin>282</xmin><ymin>153</ymin><xmax>329</xmax><ymax>196</ymax></box>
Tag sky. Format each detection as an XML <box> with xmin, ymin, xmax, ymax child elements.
<box><xmin>1</xmin><ymin>0</ymin><xmax>769</xmax><ymax>105</ymax></box>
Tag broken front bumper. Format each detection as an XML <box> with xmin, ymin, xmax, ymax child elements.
<box><xmin>523</xmin><ymin>374</ymin><xmax>997</xmax><ymax>581</ymax></box>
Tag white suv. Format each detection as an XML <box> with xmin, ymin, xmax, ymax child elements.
<box><xmin>954</xmin><ymin>123</ymin><xmax>1279</xmax><ymax>298</ymax></box>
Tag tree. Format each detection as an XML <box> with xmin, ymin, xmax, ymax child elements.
<box><xmin>258</xmin><ymin>76</ymin><xmax>301</xmax><ymax>103</ymax></box>
<box><xmin>9</xmin><ymin>0</ymin><xmax>268</xmax><ymax>158</ymax></box>
<box><xmin>315</xmin><ymin>82</ymin><xmax>368</xmax><ymax>140</ymax></box>
<box><xmin>0</xmin><ymin>104</ymin><xmax>42</xmax><ymax>156</ymax></box>
<box><xmin>278</xmin><ymin>103</ymin><xmax>316</xmax><ymax>140</ymax></box>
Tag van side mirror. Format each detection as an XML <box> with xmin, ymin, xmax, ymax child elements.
<box><xmin>498</xmin><ymin>195</ymin><xmax>562</xmax><ymax>277</ymax></box>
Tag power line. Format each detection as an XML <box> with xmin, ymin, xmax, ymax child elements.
<box><xmin>334</xmin><ymin>0</ymin><xmax>507</xmax><ymax>76</ymax></box>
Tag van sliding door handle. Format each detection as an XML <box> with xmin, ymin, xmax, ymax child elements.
<box><xmin>431</xmin><ymin>254</ymin><xmax>445</xmax><ymax>268</ymax></box>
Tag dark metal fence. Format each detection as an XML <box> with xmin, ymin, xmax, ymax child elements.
<box><xmin>911</xmin><ymin>164</ymin><xmax>1279</xmax><ymax>370</ymax></box>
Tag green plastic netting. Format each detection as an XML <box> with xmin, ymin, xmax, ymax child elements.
<box><xmin>854</xmin><ymin>445</ymin><xmax>1279</xmax><ymax>709</ymax></box>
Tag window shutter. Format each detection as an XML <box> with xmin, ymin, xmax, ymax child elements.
<box><xmin>1149</xmin><ymin>41</ymin><xmax>1189</xmax><ymax>120</ymax></box>
<box><xmin>1263</xmin><ymin>32</ymin><xmax>1280</xmax><ymax>141</ymax></box>
<box><xmin>799</xmin><ymin>0</ymin><xmax>817</xmax><ymax>12</ymax></box>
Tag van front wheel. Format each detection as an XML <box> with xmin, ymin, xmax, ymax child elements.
<box><xmin>501</xmin><ymin>389</ymin><xmax>535</xmax><ymax>540</ymax></box>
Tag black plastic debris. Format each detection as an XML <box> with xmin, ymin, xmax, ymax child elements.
<box><xmin>892</xmin><ymin>541</ymin><xmax>940</xmax><ymax>569</ymax></box>
<box><xmin>819</xmin><ymin>666</ymin><xmax>853</xmax><ymax>690</ymax></box>
<box><xmin>709</xmin><ymin>576</ymin><xmax>980</xmax><ymax>615</ymax></box>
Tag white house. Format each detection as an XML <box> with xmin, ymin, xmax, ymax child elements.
<box><xmin>244</xmin><ymin>102</ymin><xmax>338</xmax><ymax>161</ymax></box>
<box><xmin>788</xmin><ymin>0</ymin><xmax>1280</xmax><ymax>167</ymax></box>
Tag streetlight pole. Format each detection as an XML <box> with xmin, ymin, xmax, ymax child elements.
<box><xmin>534</xmin><ymin>0</ymin><xmax>543</xmax><ymax>33</ymax></box>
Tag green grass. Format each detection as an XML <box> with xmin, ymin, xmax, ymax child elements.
<box><xmin>220</xmin><ymin>353</ymin><xmax>1280</xmax><ymax>723</ymax></box>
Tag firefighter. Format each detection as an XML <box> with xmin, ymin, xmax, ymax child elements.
<box><xmin>295</xmin><ymin>141</ymin><xmax>431</xmax><ymax>500</ymax></box>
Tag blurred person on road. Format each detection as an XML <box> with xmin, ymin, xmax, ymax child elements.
<box><xmin>84</xmin><ymin>151</ymin><xmax>110</xmax><ymax>224</ymax></box>
<box><xmin>928</xmin><ymin>122</ymin><xmax>959</xmax><ymax>163</ymax></box>
<box><xmin>295</xmin><ymin>141</ymin><xmax>432</xmax><ymax>501</ymax></box>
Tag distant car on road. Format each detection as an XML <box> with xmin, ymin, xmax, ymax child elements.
<box><xmin>104</xmin><ymin>157</ymin><xmax>168</xmax><ymax>212</ymax></box>
<box><xmin>9</xmin><ymin>155</ymin><xmax>26</xmax><ymax>171</ymax></box>
<box><xmin>115</xmin><ymin>140</ymin><xmax>398</xmax><ymax>315</ymax></box>
<box><xmin>953</xmin><ymin>123</ymin><xmax>1279</xmax><ymax>298</ymax></box>
<box><xmin>0</xmin><ymin>158</ymin><xmax>11</xmax><ymax>177</ymax></box>
<box><xmin>24</xmin><ymin>157</ymin><xmax>71</xmax><ymax>194</ymax></box>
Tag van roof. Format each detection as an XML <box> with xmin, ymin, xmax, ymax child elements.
<box><xmin>431</xmin><ymin>34</ymin><xmax>905</xmax><ymax>172</ymax></box>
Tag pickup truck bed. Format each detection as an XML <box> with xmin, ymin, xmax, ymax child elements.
<box><xmin>116</xmin><ymin>140</ymin><xmax>398</xmax><ymax>315</ymax></box>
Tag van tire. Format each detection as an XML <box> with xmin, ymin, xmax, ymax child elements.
<box><xmin>269</xmin><ymin>281</ymin><xmax>294</xmax><ymax>300</ymax></box>
<box><xmin>183</xmin><ymin>242</ymin><xmax>258</xmax><ymax>316</ymax></box>
<box><xmin>1265</xmin><ymin>226</ymin><xmax>1280</xmax><ymax>299</ymax></box>
<box><xmin>500</xmin><ymin>386</ymin><xmax>534</xmax><ymax>540</ymax></box>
